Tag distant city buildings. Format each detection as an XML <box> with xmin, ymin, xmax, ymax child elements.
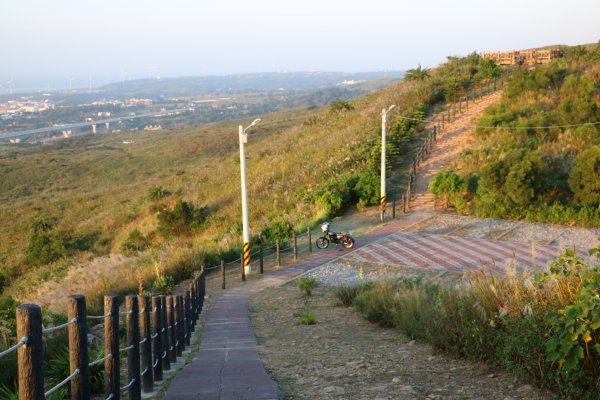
<box><xmin>0</xmin><ymin>98</ymin><xmax>54</xmax><ymax>118</ymax></box>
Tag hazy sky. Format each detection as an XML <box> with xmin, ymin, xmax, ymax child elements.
<box><xmin>1</xmin><ymin>0</ymin><xmax>599</xmax><ymax>90</ymax></box>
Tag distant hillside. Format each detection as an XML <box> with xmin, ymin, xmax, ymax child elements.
<box><xmin>97</xmin><ymin>71</ymin><xmax>405</xmax><ymax>97</ymax></box>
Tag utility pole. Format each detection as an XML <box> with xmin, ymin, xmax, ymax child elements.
<box><xmin>380</xmin><ymin>105</ymin><xmax>395</xmax><ymax>222</ymax></box>
<box><xmin>239</xmin><ymin>119</ymin><xmax>260</xmax><ymax>275</ymax></box>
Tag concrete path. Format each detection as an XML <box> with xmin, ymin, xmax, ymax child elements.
<box><xmin>164</xmin><ymin>213</ymin><xmax>426</xmax><ymax>399</ymax></box>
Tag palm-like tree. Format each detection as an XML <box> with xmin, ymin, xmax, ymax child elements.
<box><xmin>404</xmin><ymin>64</ymin><xmax>431</xmax><ymax>82</ymax></box>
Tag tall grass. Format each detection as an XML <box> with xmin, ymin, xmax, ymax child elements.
<box><xmin>335</xmin><ymin>251</ymin><xmax>600</xmax><ymax>398</ymax></box>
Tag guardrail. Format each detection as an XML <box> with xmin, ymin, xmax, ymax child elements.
<box><xmin>1</xmin><ymin>270</ymin><xmax>205</xmax><ymax>400</ymax></box>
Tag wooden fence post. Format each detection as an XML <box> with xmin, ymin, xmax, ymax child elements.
<box><xmin>68</xmin><ymin>295</ymin><xmax>90</xmax><ymax>400</ymax></box>
<box><xmin>221</xmin><ymin>260</ymin><xmax>226</xmax><ymax>289</ymax></box>
<box><xmin>392</xmin><ymin>200</ymin><xmax>396</xmax><ymax>219</ymax></box>
<box><xmin>259</xmin><ymin>244</ymin><xmax>264</xmax><ymax>274</ymax></box>
<box><xmin>151</xmin><ymin>296</ymin><xmax>163</xmax><ymax>381</ymax></box>
<box><xmin>125</xmin><ymin>295</ymin><xmax>141</xmax><ymax>400</ymax></box>
<box><xmin>293</xmin><ymin>233</ymin><xmax>297</xmax><ymax>260</ymax></box>
<box><xmin>466</xmin><ymin>92</ymin><xmax>469</xmax><ymax>108</ymax></box>
<box><xmin>403</xmin><ymin>193</ymin><xmax>407</xmax><ymax>213</ymax></box>
<box><xmin>241</xmin><ymin>254</ymin><xmax>246</xmax><ymax>282</ymax></box>
<box><xmin>184</xmin><ymin>291</ymin><xmax>191</xmax><ymax>346</ymax></box>
<box><xmin>138</xmin><ymin>295</ymin><xmax>153</xmax><ymax>393</ymax></box>
<box><xmin>104</xmin><ymin>295</ymin><xmax>120</xmax><ymax>400</ymax></box>
<box><xmin>189</xmin><ymin>282</ymin><xmax>196</xmax><ymax>332</ymax></box>
<box><xmin>308</xmin><ymin>227</ymin><xmax>312</xmax><ymax>253</ymax></box>
<box><xmin>276</xmin><ymin>240</ymin><xmax>281</xmax><ymax>267</ymax></box>
<box><xmin>166</xmin><ymin>296</ymin><xmax>177</xmax><ymax>363</ymax></box>
<box><xmin>17</xmin><ymin>304</ymin><xmax>44</xmax><ymax>400</ymax></box>
<box><xmin>174</xmin><ymin>295</ymin><xmax>183</xmax><ymax>356</ymax></box>
<box><xmin>199</xmin><ymin>271</ymin><xmax>206</xmax><ymax>312</ymax></box>
<box><xmin>160</xmin><ymin>296</ymin><xmax>171</xmax><ymax>371</ymax></box>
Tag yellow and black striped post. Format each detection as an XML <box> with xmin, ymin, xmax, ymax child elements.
<box><xmin>380</xmin><ymin>195</ymin><xmax>387</xmax><ymax>222</ymax></box>
<box><xmin>243</xmin><ymin>242</ymin><xmax>251</xmax><ymax>273</ymax></box>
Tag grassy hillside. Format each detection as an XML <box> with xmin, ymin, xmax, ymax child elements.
<box><xmin>0</xmin><ymin>51</ymin><xmax>505</xmax><ymax>302</ymax></box>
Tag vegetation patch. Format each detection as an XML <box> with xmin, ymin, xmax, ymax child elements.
<box><xmin>336</xmin><ymin>247</ymin><xmax>600</xmax><ymax>398</ymax></box>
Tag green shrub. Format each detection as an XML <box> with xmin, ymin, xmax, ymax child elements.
<box><xmin>429</xmin><ymin>169</ymin><xmax>465</xmax><ymax>208</ymax></box>
<box><xmin>157</xmin><ymin>200</ymin><xmax>209</xmax><ymax>238</ymax></box>
<box><xmin>148</xmin><ymin>185</ymin><xmax>172</xmax><ymax>201</ymax></box>
<box><xmin>298</xmin><ymin>276</ymin><xmax>318</xmax><ymax>297</ymax></box>
<box><xmin>120</xmin><ymin>229</ymin><xmax>149</xmax><ymax>255</ymax></box>
<box><xmin>329</xmin><ymin>99</ymin><xmax>353</xmax><ymax>113</ymax></box>
<box><xmin>297</xmin><ymin>311</ymin><xmax>316</xmax><ymax>325</ymax></box>
<box><xmin>26</xmin><ymin>230</ymin><xmax>98</xmax><ymax>266</ymax></box>
<box><xmin>333</xmin><ymin>284</ymin><xmax>367</xmax><ymax>307</ymax></box>
<box><xmin>353</xmin><ymin>171</ymin><xmax>380</xmax><ymax>209</ymax></box>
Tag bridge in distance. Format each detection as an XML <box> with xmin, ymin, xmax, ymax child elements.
<box><xmin>0</xmin><ymin>108</ymin><xmax>190</xmax><ymax>141</ymax></box>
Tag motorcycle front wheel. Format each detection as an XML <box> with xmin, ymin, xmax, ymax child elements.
<box><xmin>316</xmin><ymin>237</ymin><xmax>329</xmax><ymax>249</ymax></box>
<box><xmin>342</xmin><ymin>237</ymin><xmax>355</xmax><ymax>249</ymax></box>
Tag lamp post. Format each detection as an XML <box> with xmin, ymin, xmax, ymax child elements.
<box><xmin>239</xmin><ymin>118</ymin><xmax>261</xmax><ymax>275</ymax></box>
<box><xmin>380</xmin><ymin>104</ymin><xmax>395</xmax><ymax>222</ymax></box>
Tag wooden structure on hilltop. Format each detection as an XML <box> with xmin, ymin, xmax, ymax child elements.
<box><xmin>482</xmin><ymin>49</ymin><xmax>563</xmax><ymax>66</ymax></box>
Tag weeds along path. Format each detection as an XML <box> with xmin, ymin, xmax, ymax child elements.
<box><xmin>411</xmin><ymin>91</ymin><xmax>503</xmax><ymax>211</ymax></box>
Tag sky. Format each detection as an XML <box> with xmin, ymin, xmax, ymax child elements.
<box><xmin>1</xmin><ymin>0</ymin><xmax>599</xmax><ymax>91</ymax></box>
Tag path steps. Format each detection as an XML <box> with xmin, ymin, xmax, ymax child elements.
<box><xmin>411</xmin><ymin>91</ymin><xmax>503</xmax><ymax>211</ymax></box>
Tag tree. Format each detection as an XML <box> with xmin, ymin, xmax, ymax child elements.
<box><xmin>404</xmin><ymin>64</ymin><xmax>431</xmax><ymax>82</ymax></box>
<box><xmin>444</xmin><ymin>77</ymin><xmax>461</xmax><ymax>103</ymax></box>
<box><xmin>429</xmin><ymin>170</ymin><xmax>465</xmax><ymax>208</ymax></box>
<box><xmin>568</xmin><ymin>146</ymin><xmax>600</xmax><ymax>208</ymax></box>
<box><xmin>504</xmin><ymin>152</ymin><xmax>545</xmax><ymax>205</ymax></box>
<box><xmin>475</xmin><ymin>58</ymin><xmax>501</xmax><ymax>81</ymax></box>
<box><xmin>329</xmin><ymin>98</ymin><xmax>354</xmax><ymax>113</ymax></box>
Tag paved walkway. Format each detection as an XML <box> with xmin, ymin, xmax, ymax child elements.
<box><xmin>164</xmin><ymin>213</ymin><xmax>426</xmax><ymax>399</ymax></box>
<box><xmin>344</xmin><ymin>231</ymin><xmax>587</xmax><ymax>274</ymax></box>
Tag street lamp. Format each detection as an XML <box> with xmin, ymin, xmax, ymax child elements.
<box><xmin>239</xmin><ymin>118</ymin><xmax>261</xmax><ymax>275</ymax></box>
<box><xmin>380</xmin><ymin>104</ymin><xmax>395</xmax><ymax>222</ymax></box>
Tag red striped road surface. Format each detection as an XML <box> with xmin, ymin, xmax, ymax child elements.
<box><xmin>343</xmin><ymin>232</ymin><xmax>588</xmax><ymax>273</ymax></box>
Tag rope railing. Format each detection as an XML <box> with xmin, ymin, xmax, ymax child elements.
<box><xmin>0</xmin><ymin>336</ymin><xmax>28</xmax><ymax>359</ymax></box>
<box><xmin>41</xmin><ymin>317</ymin><xmax>78</xmax><ymax>334</ymax></box>
<box><xmin>120</xmin><ymin>378</ymin><xmax>136</xmax><ymax>391</ymax></box>
<box><xmin>44</xmin><ymin>368</ymin><xmax>80</xmax><ymax>397</ymax></box>
<box><xmin>89</xmin><ymin>353</ymin><xmax>112</xmax><ymax>367</ymax></box>
<box><xmin>87</xmin><ymin>312</ymin><xmax>112</xmax><ymax>320</ymax></box>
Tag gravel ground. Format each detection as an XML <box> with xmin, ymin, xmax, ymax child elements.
<box><xmin>251</xmin><ymin>286</ymin><xmax>549</xmax><ymax>400</ymax></box>
<box><xmin>304</xmin><ymin>261</ymin><xmax>449</xmax><ymax>288</ymax></box>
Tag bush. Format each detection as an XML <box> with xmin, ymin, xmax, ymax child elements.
<box><xmin>120</xmin><ymin>229</ymin><xmax>149</xmax><ymax>255</ymax></box>
<box><xmin>298</xmin><ymin>276</ymin><xmax>318</xmax><ymax>297</ymax></box>
<box><xmin>353</xmin><ymin>171</ymin><xmax>380</xmax><ymax>209</ymax></box>
<box><xmin>26</xmin><ymin>230</ymin><xmax>98</xmax><ymax>266</ymax></box>
<box><xmin>569</xmin><ymin>146</ymin><xmax>600</xmax><ymax>208</ymax></box>
<box><xmin>148</xmin><ymin>185</ymin><xmax>172</xmax><ymax>201</ymax></box>
<box><xmin>429</xmin><ymin>169</ymin><xmax>465</xmax><ymax>208</ymax></box>
<box><xmin>329</xmin><ymin>98</ymin><xmax>353</xmax><ymax>113</ymax></box>
<box><xmin>297</xmin><ymin>311</ymin><xmax>316</xmax><ymax>325</ymax></box>
<box><xmin>157</xmin><ymin>200</ymin><xmax>209</xmax><ymax>238</ymax></box>
<box><xmin>333</xmin><ymin>284</ymin><xmax>370</xmax><ymax>307</ymax></box>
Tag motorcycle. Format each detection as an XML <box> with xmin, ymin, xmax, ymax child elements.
<box><xmin>316</xmin><ymin>230</ymin><xmax>355</xmax><ymax>249</ymax></box>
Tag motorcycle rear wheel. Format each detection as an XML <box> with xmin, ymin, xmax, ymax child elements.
<box><xmin>316</xmin><ymin>237</ymin><xmax>329</xmax><ymax>249</ymax></box>
<box><xmin>342</xmin><ymin>237</ymin><xmax>355</xmax><ymax>249</ymax></box>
